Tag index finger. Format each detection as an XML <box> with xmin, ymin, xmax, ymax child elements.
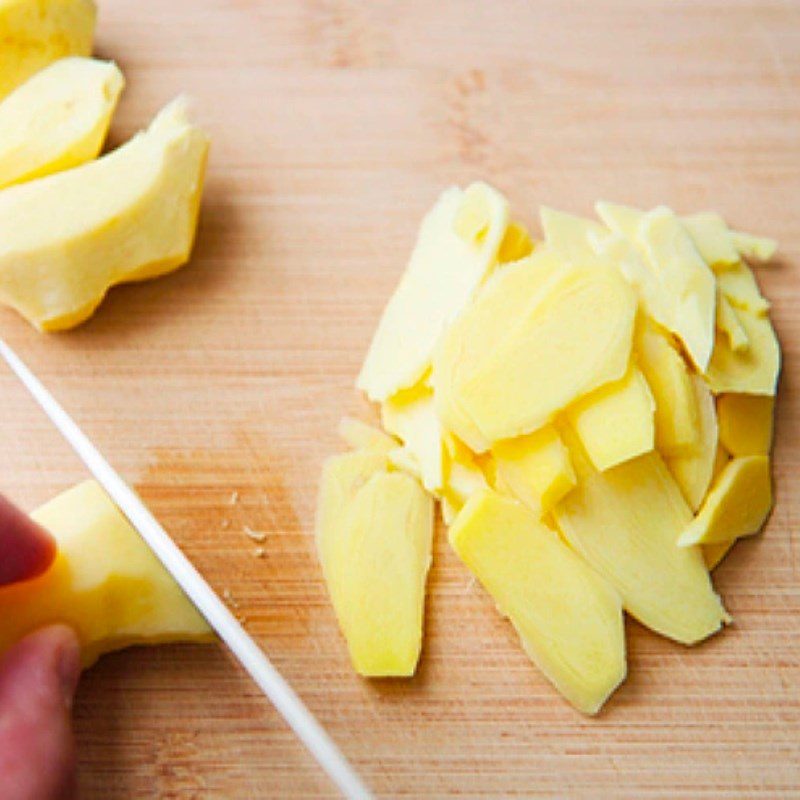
<box><xmin>0</xmin><ymin>494</ymin><xmax>56</xmax><ymax>586</ymax></box>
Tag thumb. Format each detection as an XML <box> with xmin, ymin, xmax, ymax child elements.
<box><xmin>0</xmin><ymin>626</ymin><xmax>81</xmax><ymax>800</ymax></box>
<box><xmin>0</xmin><ymin>495</ymin><xmax>56</xmax><ymax>585</ymax></box>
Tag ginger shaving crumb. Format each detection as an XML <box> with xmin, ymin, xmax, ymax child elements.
<box><xmin>243</xmin><ymin>525</ymin><xmax>267</xmax><ymax>543</ymax></box>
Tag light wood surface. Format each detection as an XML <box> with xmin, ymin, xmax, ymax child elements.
<box><xmin>2</xmin><ymin>1</ymin><xmax>799</xmax><ymax>797</ymax></box>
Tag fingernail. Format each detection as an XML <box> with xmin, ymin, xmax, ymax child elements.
<box><xmin>57</xmin><ymin>637</ymin><xmax>81</xmax><ymax>708</ymax></box>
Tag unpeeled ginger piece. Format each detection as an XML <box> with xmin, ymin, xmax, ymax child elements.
<box><xmin>0</xmin><ymin>480</ymin><xmax>211</xmax><ymax>667</ymax></box>
<box><xmin>449</xmin><ymin>490</ymin><xmax>626</xmax><ymax>715</ymax></box>
<box><xmin>357</xmin><ymin>183</ymin><xmax>509</xmax><ymax>402</ymax></box>
<box><xmin>0</xmin><ymin>0</ymin><xmax>96</xmax><ymax>100</ymax></box>
<box><xmin>0</xmin><ymin>97</ymin><xmax>209</xmax><ymax>331</ymax></box>
<box><xmin>0</xmin><ymin>57</ymin><xmax>123</xmax><ymax>190</ymax></box>
<box><xmin>678</xmin><ymin>456</ymin><xmax>772</xmax><ymax>547</ymax></box>
<box><xmin>717</xmin><ymin>394</ymin><xmax>774</xmax><ymax>456</ymax></box>
<box><xmin>554</xmin><ymin>445</ymin><xmax>729</xmax><ymax>645</ymax></box>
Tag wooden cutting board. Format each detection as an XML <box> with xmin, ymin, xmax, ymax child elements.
<box><xmin>1</xmin><ymin>0</ymin><xmax>798</xmax><ymax>796</ymax></box>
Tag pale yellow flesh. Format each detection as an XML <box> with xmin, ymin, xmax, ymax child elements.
<box><xmin>449</xmin><ymin>490</ymin><xmax>626</xmax><ymax>715</ymax></box>
<box><xmin>319</xmin><ymin>468</ymin><xmax>433</xmax><ymax>677</ymax></box>
<box><xmin>678</xmin><ymin>456</ymin><xmax>772</xmax><ymax>547</ymax></box>
<box><xmin>315</xmin><ymin>449</ymin><xmax>387</xmax><ymax>628</ymax></box>
<box><xmin>635</xmin><ymin>316</ymin><xmax>700</xmax><ymax>456</ymax></box>
<box><xmin>337</xmin><ymin>416</ymin><xmax>397</xmax><ymax>454</ymax></box>
<box><xmin>0</xmin><ymin>0</ymin><xmax>96</xmax><ymax>100</ymax></box>
<box><xmin>446</xmin><ymin>263</ymin><xmax>636</xmax><ymax>444</ymax></box>
<box><xmin>553</xmin><ymin>444</ymin><xmax>728</xmax><ymax>645</ymax></box>
<box><xmin>381</xmin><ymin>379</ymin><xmax>444</xmax><ymax>492</ymax></box>
<box><xmin>731</xmin><ymin>231</ymin><xmax>778</xmax><ymax>262</ymax></box>
<box><xmin>432</xmin><ymin>248</ymin><xmax>565</xmax><ymax>452</ymax></box>
<box><xmin>0</xmin><ymin>98</ymin><xmax>209</xmax><ymax>331</ymax></box>
<box><xmin>716</xmin><ymin>295</ymin><xmax>749</xmax><ymax>352</ymax></box>
<box><xmin>705</xmin><ymin>306</ymin><xmax>780</xmax><ymax>395</ymax></box>
<box><xmin>666</xmin><ymin>374</ymin><xmax>719</xmax><ymax>511</ymax></box>
<box><xmin>717</xmin><ymin>394</ymin><xmax>774</xmax><ymax>456</ymax></box>
<box><xmin>540</xmin><ymin>206</ymin><xmax>607</xmax><ymax>262</ymax></box>
<box><xmin>357</xmin><ymin>182</ymin><xmax>509</xmax><ymax>402</ymax></box>
<box><xmin>565</xmin><ymin>365</ymin><xmax>655</xmax><ymax>472</ymax></box>
<box><xmin>497</xmin><ymin>220</ymin><xmax>534</xmax><ymax>263</ymax></box>
<box><xmin>0</xmin><ymin>480</ymin><xmax>211</xmax><ymax>667</ymax></box>
<box><xmin>491</xmin><ymin>425</ymin><xmax>576</xmax><ymax>516</ymax></box>
<box><xmin>681</xmin><ymin>212</ymin><xmax>740</xmax><ymax>270</ymax></box>
<box><xmin>717</xmin><ymin>259</ymin><xmax>770</xmax><ymax>314</ymax></box>
<box><xmin>0</xmin><ymin>57</ymin><xmax>123</xmax><ymax>190</ymax></box>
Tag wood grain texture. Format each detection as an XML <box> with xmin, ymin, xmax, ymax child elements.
<box><xmin>1</xmin><ymin>0</ymin><xmax>799</xmax><ymax>796</ymax></box>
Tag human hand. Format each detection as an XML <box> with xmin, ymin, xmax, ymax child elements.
<box><xmin>0</xmin><ymin>495</ymin><xmax>81</xmax><ymax>800</ymax></box>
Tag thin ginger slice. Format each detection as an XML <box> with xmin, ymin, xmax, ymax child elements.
<box><xmin>717</xmin><ymin>394</ymin><xmax>774</xmax><ymax>456</ymax></box>
<box><xmin>450</xmin><ymin>489</ymin><xmax>626</xmax><ymax>715</ymax></box>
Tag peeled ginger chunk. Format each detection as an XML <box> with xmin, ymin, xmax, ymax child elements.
<box><xmin>717</xmin><ymin>394</ymin><xmax>774</xmax><ymax>456</ymax></box>
<box><xmin>678</xmin><ymin>456</ymin><xmax>772</xmax><ymax>548</ymax></box>
<box><xmin>0</xmin><ymin>57</ymin><xmax>123</xmax><ymax>190</ymax></box>
<box><xmin>0</xmin><ymin>97</ymin><xmax>209</xmax><ymax>331</ymax></box>
<box><xmin>444</xmin><ymin>262</ymin><xmax>636</xmax><ymax>444</ymax></box>
<box><xmin>357</xmin><ymin>183</ymin><xmax>509</xmax><ymax>402</ymax></box>
<box><xmin>0</xmin><ymin>480</ymin><xmax>211</xmax><ymax>667</ymax></box>
<box><xmin>450</xmin><ymin>490</ymin><xmax>626</xmax><ymax>714</ymax></box>
<box><xmin>319</xmin><ymin>467</ymin><xmax>433</xmax><ymax>677</ymax></box>
<box><xmin>490</xmin><ymin>425</ymin><xmax>576</xmax><ymax>516</ymax></box>
<box><xmin>540</xmin><ymin>206</ymin><xmax>606</xmax><ymax>262</ymax></box>
<box><xmin>681</xmin><ymin>212</ymin><xmax>740</xmax><ymax>270</ymax></box>
<box><xmin>565</xmin><ymin>365</ymin><xmax>655</xmax><ymax>471</ymax></box>
<box><xmin>731</xmin><ymin>230</ymin><xmax>778</xmax><ymax>262</ymax></box>
<box><xmin>553</xmin><ymin>447</ymin><xmax>729</xmax><ymax>645</ymax></box>
<box><xmin>0</xmin><ymin>0</ymin><xmax>96</xmax><ymax>100</ymax></box>
<box><xmin>666</xmin><ymin>375</ymin><xmax>719</xmax><ymax>511</ymax></box>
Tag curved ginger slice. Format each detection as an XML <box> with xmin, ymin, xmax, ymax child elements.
<box><xmin>0</xmin><ymin>57</ymin><xmax>123</xmax><ymax>190</ymax></box>
<box><xmin>0</xmin><ymin>97</ymin><xmax>209</xmax><ymax>331</ymax></box>
<box><xmin>0</xmin><ymin>0</ymin><xmax>96</xmax><ymax>99</ymax></box>
<box><xmin>0</xmin><ymin>480</ymin><xmax>211</xmax><ymax>667</ymax></box>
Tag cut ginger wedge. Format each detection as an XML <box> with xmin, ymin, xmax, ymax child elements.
<box><xmin>450</xmin><ymin>489</ymin><xmax>626</xmax><ymax>714</ymax></box>
<box><xmin>0</xmin><ymin>480</ymin><xmax>211</xmax><ymax>667</ymax></box>
<box><xmin>0</xmin><ymin>97</ymin><xmax>209</xmax><ymax>331</ymax></box>
<box><xmin>0</xmin><ymin>57</ymin><xmax>123</xmax><ymax>190</ymax></box>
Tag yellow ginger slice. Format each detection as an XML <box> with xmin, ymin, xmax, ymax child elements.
<box><xmin>328</xmin><ymin>471</ymin><xmax>433</xmax><ymax>677</ymax></box>
<box><xmin>731</xmin><ymin>230</ymin><xmax>778</xmax><ymax>263</ymax></box>
<box><xmin>491</xmin><ymin>425</ymin><xmax>576</xmax><ymax>516</ymax></box>
<box><xmin>717</xmin><ymin>260</ymin><xmax>770</xmax><ymax>315</ymax></box>
<box><xmin>449</xmin><ymin>490</ymin><xmax>626</xmax><ymax>715</ymax></box>
<box><xmin>637</xmin><ymin>206</ymin><xmax>716</xmax><ymax>372</ymax></box>
<box><xmin>432</xmin><ymin>248</ymin><xmax>565</xmax><ymax>452</ymax></box>
<box><xmin>681</xmin><ymin>212</ymin><xmax>740</xmax><ymax>270</ymax></box>
<box><xmin>337</xmin><ymin>416</ymin><xmax>397</xmax><ymax>453</ymax></box>
<box><xmin>0</xmin><ymin>97</ymin><xmax>209</xmax><ymax>331</ymax></box>
<box><xmin>540</xmin><ymin>206</ymin><xmax>607</xmax><ymax>261</ymax></box>
<box><xmin>0</xmin><ymin>480</ymin><xmax>211</xmax><ymax>667</ymax></box>
<box><xmin>594</xmin><ymin>201</ymin><xmax>642</xmax><ymax>240</ymax></box>
<box><xmin>0</xmin><ymin>0</ymin><xmax>96</xmax><ymax>100</ymax></box>
<box><xmin>635</xmin><ymin>317</ymin><xmax>700</xmax><ymax>456</ymax></box>
<box><xmin>442</xmin><ymin>262</ymin><xmax>636</xmax><ymax>445</ymax></box>
<box><xmin>717</xmin><ymin>394</ymin><xmax>774</xmax><ymax>456</ymax></box>
<box><xmin>357</xmin><ymin>182</ymin><xmax>509</xmax><ymax>401</ymax></box>
<box><xmin>666</xmin><ymin>374</ymin><xmax>719</xmax><ymax>511</ymax></box>
<box><xmin>316</xmin><ymin>449</ymin><xmax>387</xmax><ymax>622</ymax></box>
<box><xmin>705</xmin><ymin>307</ymin><xmax>780</xmax><ymax>395</ymax></box>
<box><xmin>553</xmin><ymin>439</ymin><xmax>729</xmax><ymax>645</ymax></box>
<box><xmin>497</xmin><ymin>220</ymin><xmax>534</xmax><ymax>263</ymax></box>
<box><xmin>678</xmin><ymin>456</ymin><xmax>772</xmax><ymax>548</ymax></box>
<box><xmin>381</xmin><ymin>379</ymin><xmax>444</xmax><ymax>492</ymax></box>
<box><xmin>438</xmin><ymin>434</ymin><xmax>488</xmax><ymax>523</ymax></box>
<box><xmin>565</xmin><ymin>365</ymin><xmax>655</xmax><ymax>471</ymax></box>
<box><xmin>0</xmin><ymin>57</ymin><xmax>123</xmax><ymax>190</ymax></box>
<box><xmin>704</xmin><ymin>540</ymin><xmax>736</xmax><ymax>571</ymax></box>
<box><xmin>716</xmin><ymin>295</ymin><xmax>749</xmax><ymax>352</ymax></box>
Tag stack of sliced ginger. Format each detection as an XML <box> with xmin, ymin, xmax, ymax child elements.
<box><xmin>317</xmin><ymin>183</ymin><xmax>779</xmax><ymax>714</ymax></box>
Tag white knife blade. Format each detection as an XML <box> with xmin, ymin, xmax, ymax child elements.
<box><xmin>0</xmin><ymin>338</ymin><xmax>372</xmax><ymax>800</ymax></box>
